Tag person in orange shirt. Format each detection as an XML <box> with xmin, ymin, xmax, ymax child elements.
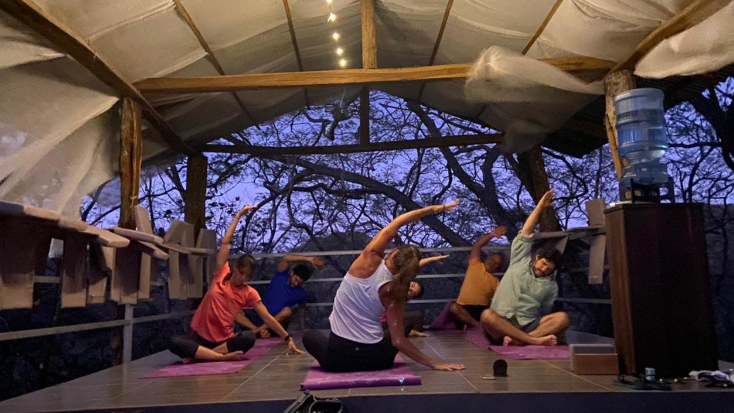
<box><xmin>168</xmin><ymin>206</ymin><xmax>303</xmax><ymax>362</ymax></box>
<box><xmin>449</xmin><ymin>226</ymin><xmax>508</xmax><ymax>328</ymax></box>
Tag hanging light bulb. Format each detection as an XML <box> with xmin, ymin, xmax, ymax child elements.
<box><xmin>339</xmin><ymin>58</ymin><xmax>347</xmax><ymax>68</ymax></box>
<box><xmin>327</xmin><ymin>12</ymin><xmax>337</xmax><ymax>23</ymax></box>
<box><xmin>336</xmin><ymin>47</ymin><xmax>344</xmax><ymax>56</ymax></box>
<box><xmin>332</xmin><ymin>32</ymin><xmax>340</xmax><ymax>41</ymax></box>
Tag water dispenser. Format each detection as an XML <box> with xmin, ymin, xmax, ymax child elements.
<box><xmin>614</xmin><ymin>88</ymin><xmax>673</xmax><ymax>202</ymax></box>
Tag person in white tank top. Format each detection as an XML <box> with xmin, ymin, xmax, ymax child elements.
<box><xmin>303</xmin><ymin>200</ymin><xmax>465</xmax><ymax>372</ymax></box>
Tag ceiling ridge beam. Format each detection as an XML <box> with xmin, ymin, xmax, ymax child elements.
<box><xmin>135</xmin><ymin>58</ymin><xmax>615</xmax><ymax>94</ymax></box>
<box><xmin>522</xmin><ymin>0</ymin><xmax>564</xmax><ymax>54</ymax></box>
<box><xmin>417</xmin><ymin>0</ymin><xmax>454</xmax><ymax>101</ymax></box>
<box><xmin>172</xmin><ymin>0</ymin><xmax>259</xmax><ymax>128</ymax></box>
<box><xmin>203</xmin><ymin>133</ymin><xmax>503</xmax><ymax>156</ymax></box>
<box><xmin>608</xmin><ymin>0</ymin><xmax>728</xmax><ymax>73</ymax></box>
<box><xmin>0</xmin><ymin>0</ymin><xmax>197</xmax><ymax>155</ymax></box>
<box><xmin>281</xmin><ymin>0</ymin><xmax>311</xmax><ymax>107</ymax></box>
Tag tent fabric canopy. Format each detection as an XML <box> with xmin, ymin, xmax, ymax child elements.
<box><xmin>1</xmin><ymin>0</ymin><xmax>733</xmax><ymax>217</ymax></box>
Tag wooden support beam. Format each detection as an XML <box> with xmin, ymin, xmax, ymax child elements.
<box><xmin>204</xmin><ymin>133</ymin><xmax>502</xmax><ymax>156</ymax></box>
<box><xmin>282</xmin><ymin>0</ymin><xmax>310</xmax><ymax>106</ymax></box>
<box><xmin>172</xmin><ymin>0</ymin><xmax>258</xmax><ymax>126</ymax></box>
<box><xmin>517</xmin><ymin>146</ymin><xmax>560</xmax><ymax>232</ymax></box>
<box><xmin>361</xmin><ymin>0</ymin><xmax>378</xmax><ymax>69</ymax></box>
<box><xmin>359</xmin><ymin>88</ymin><xmax>370</xmax><ymax>145</ymax></box>
<box><xmin>609</xmin><ymin>0</ymin><xmax>728</xmax><ymax>73</ymax></box>
<box><xmin>0</xmin><ymin>0</ymin><xmax>196</xmax><ymax>155</ymax></box>
<box><xmin>135</xmin><ymin>57</ymin><xmax>614</xmax><ymax>94</ymax></box>
<box><xmin>522</xmin><ymin>0</ymin><xmax>564</xmax><ymax>54</ymax></box>
<box><xmin>119</xmin><ymin>98</ymin><xmax>143</xmax><ymax>230</ymax></box>
<box><xmin>562</xmin><ymin>117</ymin><xmax>608</xmax><ymax>141</ymax></box>
<box><xmin>604</xmin><ymin>70</ymin><xmax>636</xmax><ymax>179</ymax></box>
<box><xmin>360</xmin><ymin>0</ymin><xmax>377</xmax><ymax>144</ymax></box>
<box><xmin>184</xmin><ymin>155</ymin><xmax>208</xmax><ymax>236</ymax></box>
<box><xmin>417</xmin><ymin>0</ymin><xmax>454</xmax><ymax>101</ymax></box>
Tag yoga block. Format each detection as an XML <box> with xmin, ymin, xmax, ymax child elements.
<box><xmin>572</xmin><ymin>354</ymin><xmax>619</xmax><ymax>375</ymax></box>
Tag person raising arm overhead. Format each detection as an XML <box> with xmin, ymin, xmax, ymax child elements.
<box><xmin>302</xmin><ymin>201</ymin><xmax>465</xmax><ymax>372</ymax></box>
<box><xmin>168</xmin><ymin>206</ymin><xmax>303</xmax><ymax>362</ymax></box>
<box><xmin>480</xmin><ymin>191</ymin><xmax>569</xmax><ymax>346</ymax></box>
<box><xmin>450</xmin><ymin>226</ymin><xmax>507</xmax><ymax>328</ymax></box>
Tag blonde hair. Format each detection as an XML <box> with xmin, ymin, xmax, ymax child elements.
<box><xmin>389</xmin><ymin>245</ymin><xmax>421</xmax><ymax>300</ymax></box>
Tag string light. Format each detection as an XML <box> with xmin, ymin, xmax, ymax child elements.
<box><xmin>326</xmin><ymin>1</ymin><xmax>345</xmax><ymax>69</ymax></box>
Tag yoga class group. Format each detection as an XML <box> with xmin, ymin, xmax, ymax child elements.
<box><xmin>169</xmin><ymin>190</ymin><xmax>569</xmax><ymax>373</ymax></box>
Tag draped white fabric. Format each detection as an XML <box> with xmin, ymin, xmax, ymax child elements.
<box><xmin>1</xmin><ymin>0</ymin><xmax>732</xmax><ymax>216</ymax></box>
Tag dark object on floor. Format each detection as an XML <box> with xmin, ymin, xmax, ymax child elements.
<box><xmin>615</xmin><ymin>374</ymin><xmax>672</xmax><ymax>391</ymax></box>
<box><xmin>283</xmin><ymin>391</ymin><xmax>344</xmax><ymax>413</ymax></box>
<box><xmin>493</xmin><ymin>360</ymin><xmax>508</xmax><ymax>377</ymax></box>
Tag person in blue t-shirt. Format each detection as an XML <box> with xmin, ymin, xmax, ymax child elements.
<box><xmin>237</xmin><ymin>254</ymin><xmax>324</xmax><ymax>338</ymax></box>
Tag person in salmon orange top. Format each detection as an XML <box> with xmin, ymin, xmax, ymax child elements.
<box><xmin>168</xmin><ymin>206</ymin><xmax>303</xmax><ymax>362</ymax></box>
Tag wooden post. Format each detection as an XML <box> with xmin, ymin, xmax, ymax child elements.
<box><xmin>359</xmin><ymin>88</ymin><xmax>370</xmax><ymax>145</ymax></box>
<box><xmin>518</xmin><ymin>146</ymin><xmax>561</xmax><ymax>232</ymax></box>
<box><xmin>361</xmin><ymin>0</ymin><xmax>377</xmax><ymax>70</ymax></box>
<box><xmin>184</xmin><ymin>155</ymin><xmax>208</xmax><ymax>235</ymax></box>
<box><xmin>114</xmin><ymin>97</ymin><xmax>142</xmax><ymax>366</ymax></box>
<box><xmin>359</xmin><ymin>0</ymin><xmax>377</xmax><ymax>145</ymax></box>
<box><xmin>604</xmin><ymin>70</ymin><xmax>636</xmax><ymax>179</ymax></box>
<box><xmin>118</xmin><ymin>97</ymin><xmax>143</xmax><ymax>230</ymax></box>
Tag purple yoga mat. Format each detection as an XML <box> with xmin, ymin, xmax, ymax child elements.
<box><xmin>301</xmin><ymin>355</ymin><xmax>422</xmax><ymax>390</ymax></box>
<box><xmin>465</xmin><ymin>327</ymin><xmax>569</xmax><ymax>360</ymax></box>
<box><xmin>142</xmin><ymin>338</ymin><xmax>281</xmax><ymax>378</ymax></box>
<box><xmin>428</xmin><ymin>300</ymin><xmax>459</xmax><ymax>331</ymax></box>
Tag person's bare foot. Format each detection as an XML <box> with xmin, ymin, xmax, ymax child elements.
<box><xmin>182</xmin><ymin>357</ymin><xmax>195</xmax><ymax>364</ymax></box>
<box><xmin>502</xmin><ymin>336</ymin><xmax>525</xmax><ymax>346</ymax></box>
<box><xmin>533</xmin><ymin>335</ymin><xmax>557</xmax><ymax>346</ymax></box>
<box><xmin>259</xmin><ymin>329</ymin><xmax>271</xmax><ymax>339</ymax></box>
<box><xmin>218</xmin><ymin>351</ymin><xmax>244</xmax><ymax>361</ymax></box>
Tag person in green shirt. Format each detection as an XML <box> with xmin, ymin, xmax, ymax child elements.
<box><xmin>480</xmin><ymin>190</ymin><xmax>569</xmax><ymax>346</ymax></box>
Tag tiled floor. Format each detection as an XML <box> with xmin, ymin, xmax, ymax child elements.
<box><xmin>1</xmin><ymin>331</ymin><xmax>732</xmax><ymax>413</ymax></box>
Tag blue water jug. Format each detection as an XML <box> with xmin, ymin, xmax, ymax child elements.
<box><xmin>614</xmin><ymin>88</ymin><xmax>670</xmax><ymax>185</ymax></box>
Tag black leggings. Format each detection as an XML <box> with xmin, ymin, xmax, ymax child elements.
<box><xmin>303</xmin><ymin>330</ymin><xmax>398</xmax><ymax>372</ymax></box>
<box><xmin>169</xmin><ymin>330</ymin><xmax>256</xmax><ymax>359</ymax></box>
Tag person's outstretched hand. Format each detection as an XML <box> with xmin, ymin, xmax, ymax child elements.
<box><xmin>286</xmin><ymin>339</ymin><xmax>305</xmax><ymax>355</ymax></box>
<box><xmin>436</xmin><ymin>199</ymin><xmax>460</xmax><ymax>213</ymax></box>
<box><xmin>491</xmin><ymin>226</ymin><xmax>508</xmax><ymax>238</ymax></box>
<box><xmin>237</xmin><ymin>205</ymin><xmax>258</xmax><ymax>217</ymax></box>
<box><xmin>538</xmin><ymin>191</ymin><xmax>555</xmax><ymax>208</ymax></box>
<box><xmin>432</xmin><ymin>362</ymin><xmax>465</xmax><ymax>371</ymax></box>
<box><xmin>310</xmin><ymin>257</ymin><xmax>325</xmax><ymax>268</ymax></box>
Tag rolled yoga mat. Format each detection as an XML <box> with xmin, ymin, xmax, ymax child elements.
<box><xmin>466</xmin><ymin>327</ymin><xmax>569</xmax><ymax>360</ymax></box>
<box><xmin>142</xmin><ymin>337</ymin><xmax>282</xmax><ymax>378</ymax></box>
<box><xmin>301</xmin><ymin>355</ymin><xmax>422</xmax><ymax>390</ymax></box>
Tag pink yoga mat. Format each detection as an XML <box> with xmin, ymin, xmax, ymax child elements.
<box><xmin>428</xmin><ymin>300</ymin><xmax>459</xmax><ymax>331</ymax></box>
<box><xmin>301</xmin><ymin>355</ymin><xmax>421</xmax><ymax>390</ymax></box>
<box><xmin>143</xmin><ymin>338</ymin><xmax>282</xmax><ymax>378</ymax></box>
<box><xmin>466</xmin><ymin>327</ymin><xmax>569</xmax><ymax>360</ymax></box>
